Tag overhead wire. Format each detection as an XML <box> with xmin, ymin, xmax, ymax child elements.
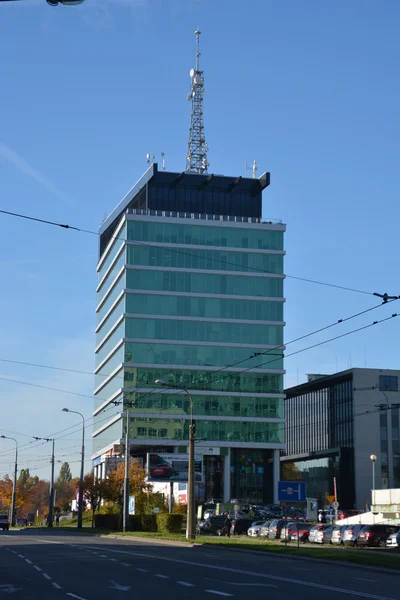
<box><xmin>0</xmin><ymin>208</ymin><xmax>376</xmax><ymax>297</ymax></box>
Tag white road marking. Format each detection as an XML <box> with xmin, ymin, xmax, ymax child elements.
<box><xmin>25</xmin><ymin>559</ymin><xmax>32</xmax><ymax>564</ymax></box>
<box><xmin>0</xmin><ymin>584</ymin><xmax>22</xmax><ymax>593</ymax></box>
<box><xmin>136</xmin><ymin>568</ymin><xmax>148</xmax><ymax>572</ymax></box>
<box><xmin>52</xmin><ymin>583</ymin><xmax>62</xmax><ymax>590</ymax></box>
<box><xmin>177</xmin><ymin>581</ymin><xmax>195</xmax><ymax>587</ymax></box>
<box><xmin>18</xmin><ymin>554</ymin><xmax>24</xmax><ymax>559</ymax></box>
<box><xmin>350</xmin><ymin>578</ymin><xmax>376</xmax><ymax>583</ymax></box>
<box><xmin>89</xmin><ymin>547</ymin><xmax>398</xmax><ymax>600</ymax></box>
<box><xmin>109</xmin><ymin>581</ymin><xmax>131</xmax><ymax>591</ymax></box>
<box><xmin>120</xmin><ymin>563</ymin><xmax>130</xmax><ymax>567</ymax></box>
<box><xmin>155</xmin><ymin>574</ymin><xmax>169</xmax><ymax>579</ymax></box>
<box><xmin>42</xmin><ymin>573</ymin><xmax>51</xmax><ymax>580</ymax></box>
<box><xmin>33</xmin><ymin>565</ymin><xmax>42</xmax><ymax>572</ymax></box>
<box><xmin>109</xmin><ymin>558</ymin><xmax>118</xmax><ymax>562</ymax></box>
<box><xmin>99</xmin><ymin>555</ymin><xmax>107</xmax><ymax>558</ymax></box>
<box><xmin>205</xmin><ymin>592</ymin><xmax>233</xmax><ymax>597</ymax></box>
<box><xmin>66</xmin><ymin>594</ymin><xmax>88</xmax><ymax>600</ymax></box>
<box><xmin>10</xmin><ymin>550</ymin><xmax>17</xmax><ymax>554</ymax></box>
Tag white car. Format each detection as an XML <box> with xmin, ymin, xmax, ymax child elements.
<box><xmin>343</xmin><ymin>524</ymin><xmax>365</xmax><ymax>546</ymax></box>
<box><xmin>247</xmin><ymin>521</ymin><xmax>268</xmax><ymax>537</ymax></box>
<box><xmin>313</xmin><ymin>525</ymin><xmax>335</xmax><ymax>544</ymax></box>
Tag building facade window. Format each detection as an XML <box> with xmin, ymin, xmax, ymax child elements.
<box><xmin>379</xmin><ymin>375</ymin><xmax>398</xmax><ymax>392</ymax></box>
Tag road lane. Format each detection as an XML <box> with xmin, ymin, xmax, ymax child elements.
<box><xmin>0</xmin><ymin>530</ymin><xmax>399</xmax><ymax>600</ymax></box>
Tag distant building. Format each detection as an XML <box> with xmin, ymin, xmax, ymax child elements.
<box><xmin>283</xmin><ymin>368</ymin><xmax>400</xmax><ymax>509</ymax></box>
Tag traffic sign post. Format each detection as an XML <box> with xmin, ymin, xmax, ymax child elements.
<box><xmin>333</xmin><ymin>500</ymin><xmax>339</xmax><ymax>522</ymax></box>
<box><xmin>278</xmin><ymin>481</ymin><xmax>306</xmax><ymax>503</ymax></box>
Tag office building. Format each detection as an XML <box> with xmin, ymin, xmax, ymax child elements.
<box><xmin>282</xmin><ymin>368</ymin><xmax>400</xmax><ymax>509</ymax></box>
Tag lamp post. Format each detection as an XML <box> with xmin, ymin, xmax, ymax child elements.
<box><xmin>0</xmin><ymin>436</ymin><xmax>17</xmax><ymax>527</ymax></box>
<box><xmin>370</xmin><ymin>454</ymin><xmax>377</xmax><ymax>507</ymax></box>
<box><xmin>62</xmin><ymin>409</ymin><xmax>85</xmax><ymax>528</ymax></box>
<box><xmin>156</xmin><ymin>379</ymin><xmax>196</xmax><ymax>540</ymax></box>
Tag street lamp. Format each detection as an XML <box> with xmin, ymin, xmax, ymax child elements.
<box><xmin>155</xmin><ymin>379</ymin><xmax>196</xmax><ymax>540</ymax></box>
<box><xmin>62</xmin><ymin>408</ymin><xmax>85</xmax><ymax>528</ymax></box>
<box><xmin>0</xmin><ymin>436</ymin><xmax>18</xmax><ymax>527</ymax></box>
<box><xmin>370</xmin><ymin>454</ymin><xmax>377</xmax><ymax>506</ymax></box>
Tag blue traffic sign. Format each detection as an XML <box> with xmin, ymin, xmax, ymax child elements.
<box><xmin>278</xmin><ymin>481</ymin><xmax>306</xmax><ymax>502</ymax></box>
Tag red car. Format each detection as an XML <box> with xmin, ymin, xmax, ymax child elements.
<box><xmin>291</xmin><ymin>525</ymin><xmax>312</xmax><ymax>543</ymax></box>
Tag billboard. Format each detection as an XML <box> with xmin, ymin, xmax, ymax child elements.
<box><xmin>147</xmin><ymin>453</ymin><xmax>203</xmax><ymax>483</ymax></box>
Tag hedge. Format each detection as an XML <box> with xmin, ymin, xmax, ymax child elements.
<box><xmin>94</xmin><ymin>513</ymin><xmax>183</xmax><ymax>533</ymax></box>
<box><xmin>156</xmin><ymin>514</ymin><xmax>183</xmax><ymax>533</ymax></box>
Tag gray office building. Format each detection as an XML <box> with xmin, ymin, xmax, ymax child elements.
<box><xmin>282</xmin><ymin>368</ymin><xmax>400</xmax><ymax>509</ymax></box>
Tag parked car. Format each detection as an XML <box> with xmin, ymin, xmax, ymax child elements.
<box><xmin>203</xmin><ymin>509</ymin><xmax>215</xmax><ymax>520</ymax></box>
<box><xmin>386</xmin><ymin>531</ymin><xmax>400</xmax><ymax>548</ymax></box>
<box><xmin>357</xmin><ymin>525</ymin><xmax>400</xmax><ymax>548</ymax></box>
<box><xmin>343</xmin><ymin>524</ymin><xmax>366</xmax><ymax>547</ymax></box>
<box><xmin>0</xmin><ymin>514</ymin><xmax>10</xmax><ymax>531</ymax></box>
<box><xmin>291</xmin><ymin>524</ymin><xmax>313</xmax><ymax>543</ymax></box>
<box><xmin>280</xmin><ymin>522</ymin><xmax>298</xmax><ymax>541</ymax></box>
<box><xmin>16</xmin><ymin>518</ymin><xmax>27</xmax><ymax>527</ymax></box>
<box><xmin>260</xmin><ymin>521</ymin><xmax>273</xmax><ymax>537</ymax></box>
<box><xmin>308</xmin><ymin>524</ymin><xmax>332</xmax><ymax>543</ymax></box>
<box><xmin>314</xmin><ymin>525</ymin><xmax>335</xmax><ymax>544</ymax></box>
<box><xmin>248</xmin><ymin>520</ymin><xmax>270</xmax><ymax>537</ymax></box>
<box><xmin>200</xmin><ymin>516</ymin><xmax>226</xmax><ymax>535</ymax></box>
<box><xmin>231</xmin><ymin>518</ymin><xmax>252</xmax><ymax>535</ymax></box>
<box><xmin>268</xmin><ymin>519</ymin><xmax>292</xmax><ymax>539</ymax></box>
<box><xmin>331</xmin><ymin>525</ymin><xmax>349</xmax><ymax>545</ymax></box>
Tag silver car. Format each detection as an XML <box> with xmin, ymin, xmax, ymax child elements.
<box><xmin>314</xmin><ymin>525</ymin><xmax>335</xmax><ymax>544</ymax></box>
<box><xmin>260</xmin><ymin>521</ymin><xmax>272</xmax><ymax>537</ymax></box>
<box><xmin>343</xmin><ymin>524</ymin><xmax>365</xmax><ymax>546</ymax></box>
<box><xmin>280</xmin><ymin>522</ymin><xmax>297</xmax><ymax>541</ymax></box>
<box><xmin>331</xmin><ymin>525</ymin><xmax>348</xmax><ymax>545</ymax></box>
<box><xmin>308</xmin><ymin>524</ymin><xmax>332</xmax><ymax>543</ymax></box>
<box><xmin>248</xmin><ymin>520</ymin><xmax>268</xmax><ymax>537</ymax></box>
<box><xmin>386</xmin><ymin>531</ymin><xmax>400</xmax><ymax>548</ymax></box>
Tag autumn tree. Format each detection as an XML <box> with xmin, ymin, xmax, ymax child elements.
<box><xmin>83</xmin><ymin>473</ymin><xmax>108</xmax><ymax>527</ymax></box>
<box><xmin>104</xmin><ymin>461</ymin><xmax>153</xmax><ymax>517</ymax></box>
<box><xmin>0</xmin><ymin>476</ymin><xmax>13</xmax><ymax>513</ymax></box>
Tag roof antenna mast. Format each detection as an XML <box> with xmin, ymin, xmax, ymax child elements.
<box><xmin>186</xmin><ymin>29</ymin><xmax>209</xmax><ymax>174</ymax></box>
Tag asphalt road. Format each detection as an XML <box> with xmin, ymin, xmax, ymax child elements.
<box><xmin>0</xmin><ymin>530</ymin><xmax>399</xmax><ymax>600</ymax></box>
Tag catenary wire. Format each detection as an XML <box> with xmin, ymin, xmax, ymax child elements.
<box><xmin>0</xmin><ymin>208</ymin><xmax>376</xmax><ymax>296</ymax></box>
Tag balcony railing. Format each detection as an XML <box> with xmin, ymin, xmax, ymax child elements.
<box><xmin>126</xmin><ymin>208</ymin><xmax>284</xmax><ymax>226</ymax></box>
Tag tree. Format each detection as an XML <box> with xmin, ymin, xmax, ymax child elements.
<box><xmin>83</xmin><ymin>473</ymin><xmax>108</xmax><ymax>527</ymax></box>
<box><xmin>104</xmin><ymin>461</ymin><xmax>152</xmax><ymax>517</ymax></box>
<box><xmin>55</xmin><ymin>463</ymin><xmax>75</xmax><ymax>512</ymax></box>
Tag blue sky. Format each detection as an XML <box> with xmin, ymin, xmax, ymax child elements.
<box><xmin>0</xmin><ymin>0</ymin><xmax>399</xmax><ymax>478</ymax></box>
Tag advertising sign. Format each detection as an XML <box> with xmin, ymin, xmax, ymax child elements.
<box><xmin>147</xmin><ymin>453</ymin><xmax>203</xmax><ymax>482</ymax></box>
<box><xmin>128</xmin><ymin>496</ymin><xmax>135</xmax><ymax>515</ymax></box>
<box><xmin>105</xmin><ymin>456</ymin><xmax>124</xmax><ymax>476</ymax></box>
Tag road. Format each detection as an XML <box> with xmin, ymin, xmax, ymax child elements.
<box><xmin>0</xmin><ymin>530</ymin><xmax>399</xmax><ymax>599</ymax></box>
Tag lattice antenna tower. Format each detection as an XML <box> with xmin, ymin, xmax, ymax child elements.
<box><xmin>186</xmin><ymin>29</ymin><xmax>209</xmax><ymax>174</ymax></box>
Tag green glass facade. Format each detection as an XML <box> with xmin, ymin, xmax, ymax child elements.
<box><xmin>94</xmin><ymin>171</ymin><xmax>285</xmax><ymax>504</ymax></box>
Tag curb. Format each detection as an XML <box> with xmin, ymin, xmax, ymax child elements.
<box><xmin>101</xmin><ymin>534</ymin><xmax>400</xmax><ymax>574</ymax></box>
<box><xmin>101</xmin><ymin>534</ymin><xmax>196</xmax><ymax>548</ymax></box>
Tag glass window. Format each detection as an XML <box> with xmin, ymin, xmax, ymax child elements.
<box><xmin>95</xmin><ymin>322</ymin><xmax>124</xmax><ymax>368</ymax></box>
<box><xmin>97</xmin><ymin>248</ymin><xmax>126</xmax><ymax>293</ymax></box>
<box><xmin>94</xmin><ymin>368</ymin><xmax>123</xmax><ymax>405</ymax></box>
<box><xmin>92</xmin><ymin>419</ymin><xmax>122</xmax><ymax>454</ymax></box>
<box><xmin>127</xmin><ymin>220</ymin><xmax>284</xmax><ymax>250</ymax></box>
<box><xmin>130</xmin><ymin>418</ymin><xmax>283</xmax><ymax>444</ymax></box>
<box><xmin>125</xmin><ymin>293</ymin><xmax>283</xmax><ymax>321</ymax></box>
<box><xmin>124</xmin><ymin>317</ymin><xmax>283</xmax><ymax>346</ymax></box>
<box><xmin>95</xmin><ymin>346</ymin><xmax>124</xmax><ymax>381</ymax></box>
<box><xmin>123</xmin><ymin>366</ymin><xmax>283</xmax><ymax>394</ymax></box>
<box><xmin>123</xmin><ymin>341</ymin><xmax>283</xmax><ymax>370</ymax></box>
<box><xmin>126</xmin><ymin>269</ymin><xmax>283</xmax><ymax>298</ymax></box>
<box><xmin>97</xmin><ymin>223</ymin><xmax>126</xmax><ymax>281</ymax></box>
<box><xmin>126</xmin><ymin>245</ymin><xmax>283</xmax><ymax>274</ymax></box>
<box><xmin>96</xmin><ymin>297</ymin><xmax>125</xmax><ymax>346</ymax></box>
<box><xmin>379</xmin><ymin>375</ymin><xmax>398</xmax><ymax>392</ymax></box>
<box><xmin>96</xmin><ymin>272</ymin><xmax>126</xmax><ymax>325</ymax></box>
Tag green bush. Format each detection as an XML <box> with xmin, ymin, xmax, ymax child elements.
<box><xmin>173</xmin><ymin>503</ymin><xmax>187</xmax><ymax>515</ymax></box>
<box><xmin>94</xmin><ymin>513</ymin><xmax>120</xmax><ymax>530</ymax></box>
<box><xmin>156</xmin><ymin>513</ymin><xmax>184</xmax><ymax>534</ymax></box>
<box><xmin>129</xmin><ymin>515</ymin><xmax>157</xmax><ymax>532</ymax></box>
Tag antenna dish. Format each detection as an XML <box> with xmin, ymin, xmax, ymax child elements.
<box><xmin>190</xmin><ymin>68</ymin><xmax>195</xmax><ymax>78</ymax></box>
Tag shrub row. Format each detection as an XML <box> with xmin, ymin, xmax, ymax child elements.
<box><xmin>95</xmin><ymin>513</ymin><xmax>183</xmax><ymax>533</ymax></box>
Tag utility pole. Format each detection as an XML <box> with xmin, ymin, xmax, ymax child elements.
<box><xmin>0</xmin><ymin>436</ymin><xmax>18</xmax><ymax>526</ymax></box>
<box><xmin>48</xmin><ymin>439</ymin><xmax>55</xmax><ymax>528</ymax></box>
<box><xmin>62</xmin><ymin>409</ymin><xmax>85</xmax><ymax>528</ymax></box>
<box><xmin>123</xmin><ymin>409</ymin><xmax>130</xmax><ymax>533</ymax></box>
<box><xmin>155</xmin><ymin>379</ymin><xmax>196</xmax><ymax>539</ymax></box>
